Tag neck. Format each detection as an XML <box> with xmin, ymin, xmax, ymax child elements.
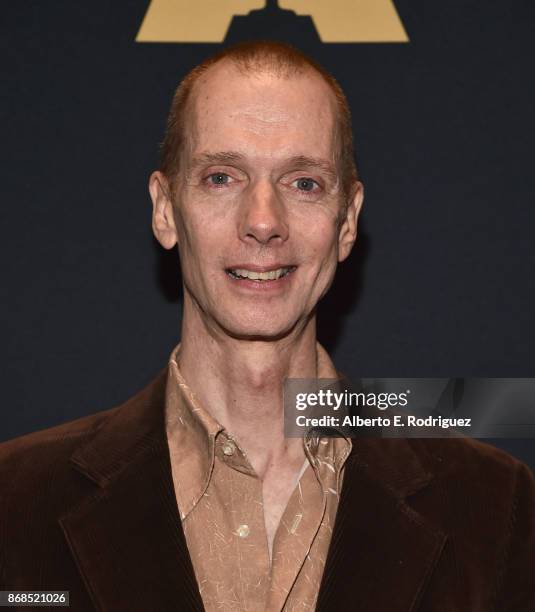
<box><xmin>177</xmin><ymin>297</ymin><xmax>328</xmax><ymax>477</ymax></box>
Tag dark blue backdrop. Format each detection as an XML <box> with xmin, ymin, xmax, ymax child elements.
<box><xmin>1</xmin><ymin>1</ymin><xmax>534</xmax><ymax>467</ymax></box>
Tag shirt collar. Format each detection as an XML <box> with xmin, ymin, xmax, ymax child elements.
<box><xmin>165</xmin><ymin>342</ymin><xmax>352</xmax><ymax>520</ymax></box>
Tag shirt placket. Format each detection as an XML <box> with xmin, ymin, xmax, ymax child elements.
<box><xmin>214</xmin><ymin>433</ymin><xmax>272</xmax><ymax>611</ymax></box>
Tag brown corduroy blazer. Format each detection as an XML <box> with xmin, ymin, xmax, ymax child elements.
<box><xmin>1</xmin><ymin>368</ymin><xmax>534</xmax><ymax>611</ymax></box>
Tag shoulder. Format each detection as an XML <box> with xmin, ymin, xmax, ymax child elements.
<box><xmin>0</xmin><ymin>407</ymin><xmax>122</xmax><ymax>584</ymax></box>
<box><xmin>408</xmin><ymin>435</ymin><xmax>532</xmax><ymax>487</ymax></box>
<box><xmin>0</xmin><ymin>369</ymin><xmax>166</xmax><ymax>495</ymax></box>
<box><xmin>404</xmin><ymin>436</ymin><xmax>535</xmax><ymax>552</ymax></box>
<box><xmin>0</xmin><ymin>368</ymin><xmax>169</xmax><ymax>584</ymax></box>
<box><xmin>0</xmin><ymin>367</ymin><xmax>168</xmax><ymax>486</ymax></box>
<box><xmin>404</xmin><ymin>436</ymin><xmax>535</xmax><ymax>515</ymax></box>
<box><xmin>353</xmin><ymin>435</ymin><xmax>535</xmax><ymax>537</ymax></box>
<box><xmin>0</xmin><ymin>407</ymin><xmax>118</xmax><ymax>492</ymax></box>
<box><xmin>410</xmin><ymin>434</ymin><xmax>524</xmax><ymax>466</ymax></box>
<box><xmin>407</xmin><ymin>438</ymin><xmax>535</xmax><ymax>608</ymax></box>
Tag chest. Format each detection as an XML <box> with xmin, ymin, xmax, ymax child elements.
<box><xmin>261</xmin><ymin>462</ymin><xmax>309</xmax><ymax>555</ymax></box>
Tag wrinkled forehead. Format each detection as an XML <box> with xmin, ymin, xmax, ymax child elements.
<box><xmin>182</xmin><ymin>60</ymin><xmax>339</xmax><ymax>164</ymax></box>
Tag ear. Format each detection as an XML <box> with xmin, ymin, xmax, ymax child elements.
<box><xmin>149</xmin><ymin>171</ymin><xmax>178</xmax><ymax>250</ymax></box>
<box><xmin>338</xmin><ymin>181</ymin><xmax>364</xmax><ymax>262</ymax></box>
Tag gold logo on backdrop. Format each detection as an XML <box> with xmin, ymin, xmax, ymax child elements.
<box><xmin>136</xmin><ymin>0</ymin><xmax>409</xmax><ymax>43</ymax></box>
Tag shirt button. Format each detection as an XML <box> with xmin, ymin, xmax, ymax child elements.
<box><xmin>236</xmin><ymin>524</ymin><xmax>250</xmax><ymax>538</ymax></box>
<box><xmin>222</xmin><ymin>440</ymin><xmax>236</xmax><ymax>456</ymax></box>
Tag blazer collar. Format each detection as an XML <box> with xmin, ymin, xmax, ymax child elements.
<box><xmin>59</xmin><ymin>367</ymin><xmax>205</xmax><ymax>611</ymax></box>
<box><xmin>60</xmin><ymin>367</ymin><xmax>446</xmax><ymax>612</ymax></box>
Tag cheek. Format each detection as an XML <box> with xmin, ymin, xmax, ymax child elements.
<box><xmin>294</xmin><ymin>212</ymin><xmax>339</xmax><ymax>263</ymax></box>
<box><xmin>175</xmin><ymin>204</ymin><xmax>223</xmax><ymax>260</ymax></box>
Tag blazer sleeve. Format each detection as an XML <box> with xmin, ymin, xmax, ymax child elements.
<box><xmin>496</xmin><ymin>461</ymin><xmax>535</xmax><ymax>611</ymax></box>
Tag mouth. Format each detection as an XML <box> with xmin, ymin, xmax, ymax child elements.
<box><xmin>225</xmin><ymin>265</ymin><xmax>297</xmax><ymax>282</ymax></box>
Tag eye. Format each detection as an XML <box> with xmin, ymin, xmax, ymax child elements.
<box><xmin>205</xmin><ymin>172</ymin><xmax>233</xmax><ymax>187</ymax></box>
<box><xmin>291</xmin><ymin>177</ymin><xmax>320</xmax><ymax>192</ymax></box>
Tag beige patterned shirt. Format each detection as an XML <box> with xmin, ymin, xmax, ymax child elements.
<box><xmin>165</xmin><ymin>343</ymin><xmax>351</xmax><ymax>611</ymax></box>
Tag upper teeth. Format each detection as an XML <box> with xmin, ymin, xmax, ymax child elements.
<box><xmin>230</xmin><ymin>267</ymin><xmax>292</xmax><ymax>280</ymax></box>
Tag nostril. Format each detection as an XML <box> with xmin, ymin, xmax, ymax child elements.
<box><xmin>241</xmin><ymin>216</ymin><xmax>289</xmax><ymax>244</ymax></box>
<box><xmin>243</xmin><ymin>231</ymin><xmax>285</xmax><ymax>245</ymax></box>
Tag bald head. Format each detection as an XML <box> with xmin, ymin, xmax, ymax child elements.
<box><xmin>159</xmin><ymin>41</ymin><xmax>358</xmax><ymax>203</ymax></box>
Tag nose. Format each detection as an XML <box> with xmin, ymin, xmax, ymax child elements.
<box><xmin>238</xmin><ymin>180</ymin><xmax>289</xmax><ymax>245</ymax></box>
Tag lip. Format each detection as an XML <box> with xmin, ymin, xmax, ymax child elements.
<box><xmin>225</xmin><ymin>263</ymin><xmax>295</xmax><ymax>273</ymax></box>
<box><xmin>224</xmin><ymin>264</ymin><xmax>297</xmax><ymax>291</ymax></box>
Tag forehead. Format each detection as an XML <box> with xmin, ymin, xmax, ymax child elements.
<box><xmin>185</xmin><ymin>61</ymin><xmax>338</xmax><ymax>164</ymax></box>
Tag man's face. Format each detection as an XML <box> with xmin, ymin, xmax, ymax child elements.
<box><xmin>151</xmin><ymin>61</ymin><xmax>363</xmax><ymax>339</ymax></box>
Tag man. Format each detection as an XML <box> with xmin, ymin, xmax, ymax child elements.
<box><xmin>1</xmin><ymin>41</ymin><xmax>534</xmax><ymax>611</ymax></box>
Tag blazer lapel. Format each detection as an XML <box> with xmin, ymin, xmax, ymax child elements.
<box><xmin>316</xmin><ymin>437</ymin><xmax>447</xmax><ymax>612</ymax></box>
<box><xmin>58</xmin><ymin>369</ymin><xmax>204</xmax><ymax>611</ymax></box>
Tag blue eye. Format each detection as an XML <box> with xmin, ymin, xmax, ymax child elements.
<box><xmin>293</xmin><ymin>178</ymin><xmax>318</xmax><ymax>192</ymax></box>
<box><xmin>208</xmin><ymin>173</ymin><xmax>231</xmax><ymax>185</ymax></box>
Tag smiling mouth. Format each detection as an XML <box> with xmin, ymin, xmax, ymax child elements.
<box><xmin>226</xmin><ymin>266</ymin><xmax>297</xmax><ymax>281</ymax></box>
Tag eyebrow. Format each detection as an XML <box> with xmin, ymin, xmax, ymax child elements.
<box><xmin>285</xmin><ymin>155</ymin><xmax>339</xmax><ymax>184</ymax></box>
<box><xmin>187</xmin><ymin>151</ymin><xmax>339</xmax><ymax>183</ymax></box>
<box><xmin>188</xmin><ymin>151</ymin><xmax>245</xmax><ymax>174</ymax></box>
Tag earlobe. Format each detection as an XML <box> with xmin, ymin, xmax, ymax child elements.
<box><xmin>149</xmin><ymin>171</ymin><xmax>178</xmax><ymax>250</ymax></box>
<box><xmin>338</xmin><ymin>181</ymin><xmax>364</xmax><ymax>262</ymax></box>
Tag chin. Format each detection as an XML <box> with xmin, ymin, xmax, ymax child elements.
<box><xmin>216</xmin><ymin>312</ymin><xmax>299</xmax><ymax>341</ymax></box>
